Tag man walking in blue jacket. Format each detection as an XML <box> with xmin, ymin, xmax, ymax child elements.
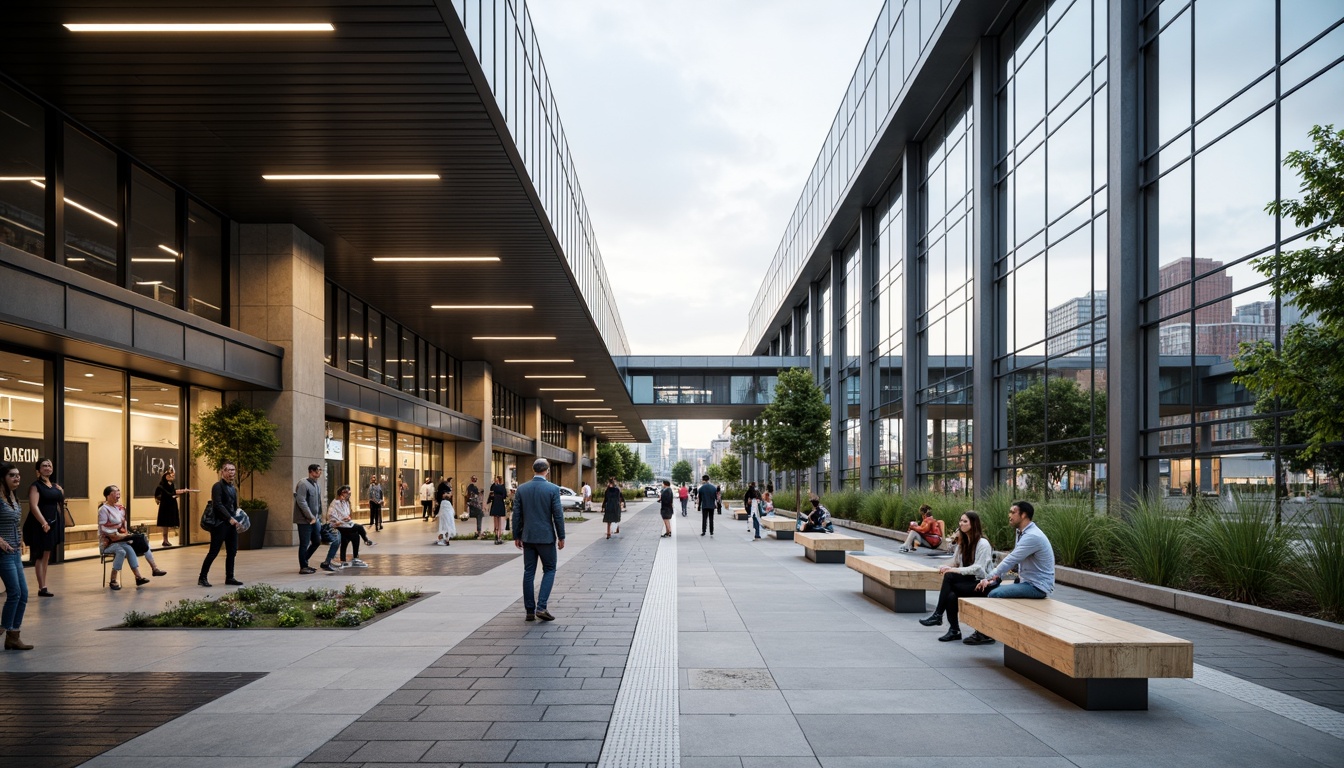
<box><xmin>513</xmin><ymin>458</ymin><xmax>566</xmax><ymax>622</ymax></box>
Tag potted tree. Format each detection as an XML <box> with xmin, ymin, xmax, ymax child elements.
<box><xmin>192</xmin><ymin>399</ymin><xmax>282</xmax><ymax>549</ymax></box>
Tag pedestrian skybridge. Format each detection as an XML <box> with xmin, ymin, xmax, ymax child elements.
<box><xmin>617</xmin><ymin>354</ymin><xmax>1251</xmax><ymax>421</ymax></box>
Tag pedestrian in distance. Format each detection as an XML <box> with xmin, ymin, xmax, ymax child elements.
<box><xmin>964</xmin><ymin>500</ymin><xmax>1055</xmax><ymax>646</ymax></box>
<box><xmin>420</xmin><ymin>476</ymin><xmax>434</xmax><ymax>521</ymax></box>
<box><xmin>1</xmin><ymin>462</ymin><xmax>34</xmax><ymax>650</ymax></box>
<box><xmin>24</xmin><ymin>457</ymin><xmax>64</xmax><ymax>598</ymax></box>
<box><xmin>658</xmin><ymin>480</ymin><xmax>674</xmax><ymax>537</ymax></box>
<box><xmin>435</xmin><ymin>494</ymin><xmax>456</xmax><ymax>545</ymax></box>
<box><xmin>367</xmin><ymin>475</ymin><xmax>385</xmax><ymax>531</ymax></box>
<box><xmin>581</xmin><ymin>481</ymin><xmax>593</xmax><ymax>515</ymax></box>
<box><xmin>698</xmin><ymin>475</ymin><xmax>717</xmax><ymax>536</ymax></box>
<box><xmin>467</xmin><ymin>476</ymin><xmax>484</xmax><ymax>538</ymax></box>
<box><xmin>744</xmin><ymin>481</ymin><xmax>762</xmax><ymax>540</ymax></box>
<box><xmin>293</xmin><ymin>463</ymin><xmax>324</xmax><ymax>574</ymax></box>
<box><xmin>154</xmin><ymin>467</ymin><xmax>194</xmax><ymax>548</ymax></box>
<box><xmin>199</xmin><ymin>462</ymin><xmax>244</xmax><ymax>588</ymax></box>
<box><xmin>602</xmin><ymin>476</ymin><xmax>624</xmax><ymax>539</ymax></box>
<box><xmin>488</xmin><ymin>475</ymin><xmax>509</xmax><ymax>544</ymax></box>
<box><xmin>513</xmin><ymin>458</ymin><xmax>565</xmax><ymax>622</ymax></box>
<box><xmin>678</xmin><ymin>483</ymin><xmax>689</xmax><ymax>516</ymax></box>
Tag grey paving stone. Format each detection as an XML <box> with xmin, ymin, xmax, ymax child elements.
<box><xmin>418</xmin><ymin>690</ymin><xmax>478</xmax><ymax>705</ymax></box>
<box><xmin>679</xmin><ymin>689</ymin><xmax>793</xmax><ymax>714</ymax></box>
<box><xmin>359</xmin><ymin>705</ymin><xmax>428</xmax><ymax>721</ymax></box>
<box><xmin>421</xmin><ymin>739</ymin><xmax>516</xmax><ymax>763</ymax></box>
<box><xmin>800</xmin><ymin>714</ymin><xmax>1055</xmax><ymax>757</ymax></box>
<box><xmin>540</xmin><ymin>704</ymin><xmax>613</xmax><ymax>721</ymax></box>
<box><xmin>505</xmin><ymin>738</ymin><xmax>603</xmax><ymax>762</ymax></box>
<box><xmin>302</xmin><ymin>740</ymin><xmax>364</xmax><ymax>762</ymax></box>
<box><xmin>414</xmin><ymin>705</ymin><xmax>547</xmax><ymax>722</ymax></box>
<box><xmin>484</xmin><ymin>720</ymin><xmax>609</xmax><ymax>740</ymax></box>
<box><xmin>467</xmin><ymin>689</ymin><xmax>540</xmax><ymax>705</ymax></box>
<box><xmin>503</xmin><ymin>667</ymin><xmax>572</xmax><ymax>678</ymax></box>
<box><xmin>532</xmin><ymin>689</ymin><xmax>619</xmax><ymax>705</ymax></box>
<box><xmin>471</xmin><ymin>677</ymin><xmax>585</xmax><ymax>690</ymax></box>
<box><xmin>346</xmin><ymin>740</ymin><xmax>433</xmax><ymax>762</ymax></box>
<box><xmin>681</xmin><ymin>714</ymin><xmax>814</xmax><ymax>757</ymax></box>
<box><xmin>338</xmin><ymin>721</ymin><xmax>490</xmax><ymax>742</ymax></box>
<box><xmin>557</xmin><ymin>653</ymin><xmax>629</xmax><ymax>667</ymax></box>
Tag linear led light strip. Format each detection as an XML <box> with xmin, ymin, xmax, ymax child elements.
<box><xmin>28</xmin><ymin>180</ymin><xmax>117</xmax><ymax>227</ymax></box>
<box><xmin>373</xmin><ymin>257</ymin><xmax>499</xmax><ymax>262</ymax></box>
<box><xmin>263</xmin><ymin>173</ymin><xmax>438</xmax><ymax>180</ymax></box>
<box><xmin>432</xmin><ymin>305</ymin><xmax>531</xmax><ymax>310</ymax></box>
<box><xmin>475</xmin><ymin>336</ymin><xmax>555</xmax><ymax>341</ymax></box>
<box><xmin>65</xmin><ymin>23</ymin><xmax>336</xmax><ymax>33</ymax></box>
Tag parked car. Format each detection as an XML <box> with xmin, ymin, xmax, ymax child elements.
<box><xmin>557</xmin><ymin>486</ymin><xmax>585</xmax><ymax>511</ymax></box>
<box><xmin>644</xmin><ymin>485</ymin><xmax>659</xmax><ymax>497</ymax></box>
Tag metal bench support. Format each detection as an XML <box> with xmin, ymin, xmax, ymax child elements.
<box><xmin>862</xmin><ymin>576</ymin><xmax>927</xmax><ymax>612</ymax></box>
<box><xmin>1005</xmin><ymin>647</ymin><xmax>1148</xmax><ymax>710</ymax></box>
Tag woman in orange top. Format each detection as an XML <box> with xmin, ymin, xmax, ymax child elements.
<box><xmin>900</xmin><ymin>505</ymin><xmax>944</xmax><ymax>553</ymax></box>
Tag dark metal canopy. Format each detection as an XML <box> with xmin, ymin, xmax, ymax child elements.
<box><xmin>0</xmin><ymin>0</ymin><xmax>647</xmax><ymax>441</ymax></box>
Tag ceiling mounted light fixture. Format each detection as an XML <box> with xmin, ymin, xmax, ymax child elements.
<box><xmin>372</xmin><ymin>256</ymin><xmax>499</xmax><ymax>262</ymax></box>
<box><xmin>432</xmin><ymin>304</ymin><xmax>532</xmax><ymax>310</ymax></box>
<box><xmin>553</xmin><ymin>399</ymin><xmax>603</xmax><ymax>403</ymax></box>
<box><xmin>505</xmin><ymin>359</ymin><xmax>573</xmax><ymax>363</ymax></box>
<box><xmin>539</xmin><ymin>387</ymin><xmax>594</xmax><ymax>392</ymax></box>
<box><xmin>65</xmin><ymin>22</ymin><xmax>336</xmax><ymax>33</ymax></box>
<box><xmin>262</xmin><ymin>173</ymin><xmax>439</xmax><ymax>181</ymax></box>
<box><xmin>525</xmin><ymin>375</ymin><xmax>586</xmax><ymax>379</ymax></box>
<box><xmin>474</xmin><ymin>336</ymin><xmax>555</xmax><ymax>341</ymax></box>
<box><xmin>566</xmin><ymin>408</ymin><xmax>611</xmax><ymax>412</ymax></box>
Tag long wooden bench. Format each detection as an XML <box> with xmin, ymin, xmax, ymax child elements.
<box><xmin>795</xmin><ymin>531</ymin><xmax>864</xmax><ymax>563</ymax></box>
<box><xmin>959</xmin><ymin>598</ymin><xmax>1193</xmax><ymax>710</ymax></box>
<box><xmin>846</xmin><ymin>556</ymin><xmax>944</xmax><ymax>612</ymax></box>
<box><xmin>761</xmin><ymin>516</ymin><xmax>797</xmax><ymax>540</ymax></box>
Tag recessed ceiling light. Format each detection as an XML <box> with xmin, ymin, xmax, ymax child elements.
<box><xmin>261</xmin><ymin>173</ymin><xmax>439</xmax><ymax>181</ymax></box>
<box><xmin>372</xmin><ymin>256</ymin><xmax>499</xmax><ymax>262</ymax></box>
<box><xmin>553</xmin><ymin>399</ymin><xmax>603</xmax><ymax>403</ymax></box>
<box><xmin>566</xmin><ymin>408</ymin><xmax>611</xmax><ymax>411</ymax></box>
<box><xmin>525</xmin><ymin>375</ymin><xmax>586</xmax><ymax>379</ymax></box>
<box><xmin>131</xmin><ymin>258</ymin><xmax>175</xmax><ymax>263</ymax></box>
<box><xmin>65</xmin><ymin>22</ymin><xmax>336</xmax><ymax>33</ymax></box>
<box><xmin>505</xmin><ymin>359</ymin><xmax>573</xmax><ymax>363</ymax></box>
<box><xmin>474</xmin><ymin>336</ymin><xmax>555</xmax><ymax>341</ymax></box>
<box><xmin>431</xmin><ymin>305</ymin><xmax>532</xmax><ymax>310</ymax></box>
<box><xmin>539</xmin><ymin>388</ymin><xmax>594</xmax><ymax>391</ymax></box>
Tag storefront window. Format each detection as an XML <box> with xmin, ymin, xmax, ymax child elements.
<box><xmin>63</xmin><ymin>126</ymin><xmax>119</xmax><ymax>284</ymax></box>
<box><xmin>63</xmin><ymin>361</ymin><xmax>125</xmax><ymax>556</ymax></box>
<box><xmin>129</xmin><ymin>167</ymin><xmax>179</xmax><ymax>307</ymax></box>
<box><xmin>349</xmin><ymin>423</ymin><xmax>390</xmax><ymax>524</ymax></box>
<box><xmin>188</xmin><ymin>387</ymin><xmax>222</xmax><ymax>545</ymax></box>
<box><xmin>398</xmin><ymin>433</ymin><xmax>424</xmax><ymax>520</ymax></box>
<box><xmin>0</xmin><ymin>83</ymin><xmax>46</xmax><ymax>258</ymax></box>
<box><xmin>129</xmin><ymin>377</ymin><xmax>181</xmax><ymax>544</ymax></box>
<box><xmin>0</xmin><ymin>351</ymin><xmax>46</xmax><ymax>527</ymax></box>
<box><xmin>324</xmin><ymin>420</ymin><xmax>345</xmax><ymax>509</ymax></box>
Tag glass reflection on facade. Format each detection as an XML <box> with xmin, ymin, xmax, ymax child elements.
<box><xmin>871</xmin><ymin>184</ymin><xmax>904</xmax><ymax>490</ymax></box>
<box><xmin>0</xmin><ymin>82</ymin><xmax>45</xmax><ymax>258</ymax></box>
<box><xmin>62</xmin><ymin>127</ymin><xmax>119</xmax><ymax>284</ymax></box>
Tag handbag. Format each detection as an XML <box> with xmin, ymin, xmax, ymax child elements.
<box><xmin>61</xmin><ymin>501</ymin><xmax>74</xmax><ymax>527</ymax></box>
<box><xmin>319</xmin><ymin>522</ymin><xmax>334</xmax><ymax>544</ymax></box>
<box><xmin>200</xmin><ymin>499</ymin><xmax>217</xmax><ymax>529</ymax></box>
<box><xmin>128</xmin><ymin>532</ymin><xmax>150</xmax><ymax>555</ymax></box>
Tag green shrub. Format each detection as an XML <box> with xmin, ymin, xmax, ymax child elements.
<box><xmin>122</xmin><ymin>610</ymin><xmax>152</xmax><ymax>628</ymax></box>
<box><xmin>821</xmin><ymin>490</ymin><xmax>863</xmax><ymax>520</ymax></box>
<box><xmin>857</xmin><ymin>493</ymin><xmax>886</xmax><ymax>526</ymax></box>
<box><xmin>1036</xmin><ymin>498</ymin><xmax>1111</xmax><ymax>568</ymax></box>
<box><xmin>223</xmin><ymin>607</ymin><xmax>255</xmax><ymax>628</ymax></box>
<box><xmin>1297</xmin><ymin>502</ymin><xmax>1344</xmax><ymax>621</ymax></box>
<box><xmin>234</xmin><ymin>584</ymin><xmax>280</xmax><ymax>603</ymax></box>
<box><xmin>302</xmin><ymin>587</ymin><xmax>336</xmax><ymax>601</ymax></box>
<box><xmin>880</xmin><ymin>493</ymin><xmax>906</xmax><ymax>529</ymax></box>
<box><xmin>1114</xmin><ymin>494</ymin><xmax>1190</xmax><ymax>588</ymax></box>
<box><xmin>977</xmin><ymin>488</ymin><xmax>1019</xmax><ymax>551</ymax></box>
<box><xmin>313</xmin><ymin>600</ymin><xmax>340</xmax><ymax>620</ymax></box>
<box><xmin>333</xmin><ymin>608</ymin><xmax>365</xmax><ymax>627</ymax></box>
<box><xmin>275</xmin><ymin>607</ymin><xmax>305</xmax><ymax>628</ymax></box>
<box><xmin>1191</xmin><ymin>499</ymin><xmax>1295</xmax><ymax>605</ymax></box>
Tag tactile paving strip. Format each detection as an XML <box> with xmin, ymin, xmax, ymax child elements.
<box><xmin>597</xmin><ymin>532</ymin><xmax>679</xmax><ymax>767</ymax></box>
<box><xmin>1192</xmin><ymin>663</ymin><xmax>1344</xmax><ymax>740</ymax></box>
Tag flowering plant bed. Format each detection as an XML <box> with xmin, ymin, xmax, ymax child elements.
<box><xmin>118</xmin><ymin>583</ymin><xmax>426</xmax><ymax>629</ymax></box>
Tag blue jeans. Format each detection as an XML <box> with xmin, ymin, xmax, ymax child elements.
<box><xmin>751</xmin><ymin>514</ymin><xmax>761</xmax><ymax>538</ymax></box>
<box><xmin>987</xmin><ymin>581</ymin><xmax>1048</xmax><ymax>599</ymax></box>
<box><xmin>1</xmin><ymin>550</ymin><xmax>27</xmax><ymax>630</ymax></box>
<box><xmin>297</xmin><ymin>523</ymin><xmax>320</xmax><ymax>568</ymax></box>
<box><xmin>104</xmin><ymin>541</ymin><xmax>140</xmax><ymax>571</ymax></box>
<box><xmin>521</xmin><ymin>541</ymin><xmax>558</xmax><ymax>613</ymax></box>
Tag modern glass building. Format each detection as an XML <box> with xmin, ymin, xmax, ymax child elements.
<box><xmin>743</xmin><ymin>0</ymin><xmax>1344</xmax><ymax>504</ymax></box>
<box><xmin>0</xmin><ymin>1</ymin><xmax>644</xmax><ymax>558</ymax></box>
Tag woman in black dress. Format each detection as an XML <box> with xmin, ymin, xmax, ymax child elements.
<box><xmin>487</xmin><ymin>476</ymin><xmax>508</xmax><ymax>545</ymax></box>
<box><xmin>602</xmin><ymin>477</ymin><xmax>625</xmax><ymax>540</ymax></box>
<box><xmin>24</xmin><ymin>458</ymin><xmax>64</xmax><ymax>598</ymax></box>
<box><xmin>155</xmin><ymin>468</ymin><xmax>195</xmax><ymax>548</ymax></box>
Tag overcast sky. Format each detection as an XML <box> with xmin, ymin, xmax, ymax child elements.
<box><xmin>526</xmin><ymin>0</ymin><xmax>883</xmax><ymax>447</ymax></box>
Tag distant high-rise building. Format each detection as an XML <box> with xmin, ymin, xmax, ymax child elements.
<box><xmin>642</xmin><ymin>420</ymin><xmax>678</xmax><ymax>479</ymax></box>
<box><xmin>1047</xmin><ymin>291</ymin><xmax>1107</xmax><ymax>358</ymax></box>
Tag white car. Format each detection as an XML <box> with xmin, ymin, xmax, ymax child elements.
<box><xmin>557</xmin><ymin>486</ymin><xmax>585</xmax><ymax>511</ymax></box>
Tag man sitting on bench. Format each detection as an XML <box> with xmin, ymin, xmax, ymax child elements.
<box><xmin>800</xmin><ymin>495</ymin><xmax>834</xmax><ymax>533</ymax></box>
<box><xmin>964</xmin><ymin>500</ymin><xmax>1055</xmax><ymax>646</ymax></box>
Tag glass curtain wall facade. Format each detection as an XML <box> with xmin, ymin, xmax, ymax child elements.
<box><xmin>325</xmin><ymin>418</ymin><xmax>444</xmax><ymax>524</ymax></box>
<box><xmin>838</xmin><ymin>241</ymin><xmax>863</xmax><ymax>487</ymax></box>
<box><xmin>749</xmin><ymin>0</ymin><xmax>1344</xmax><ymax>499</ymax></box>
<box><xmin>997</xmin><ymin>0</ymin><xmax>1110</xmax><ymax>497</ymax></box>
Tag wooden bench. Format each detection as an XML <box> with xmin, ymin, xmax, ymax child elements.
<box><xmin>795</xmin><ymin>531</ymin><xmax>864</xmax><ymax>563</ymax></box>
<box><xmin>846</xmin><ymin>556</ymin><xmax>944</xmax><ymax>612</ymax></box>
<box><xmin>959</xmin><ymin>598</ymin><xmax>1193</xmax><ymax>710</ymax></box>
<box><xmin>761</xmin><ymin>516</ymin><xmax>796</xmax><ymax>540</ymax></box>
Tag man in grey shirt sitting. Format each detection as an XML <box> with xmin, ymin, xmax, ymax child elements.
<box><xmin>964</xmin><ymin>500</ymin><xmax>1055</xmax><ymax>646</ymax></box>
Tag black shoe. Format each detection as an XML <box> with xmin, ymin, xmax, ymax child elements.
<box><xmin>319</xmin><ymin>562</ymin><xmax>335</xmax><ymax>572</ymax></box>
<box><xmin>198</xmin><ymin>577</ymin><xmax>211</xmax><ymax>587</ymax></box>
<box><xmin>300</xmin><ymin>567</ymin><xmax>316</xmax><ymax>574</ymax></box>
<box><xmin>701</xmin><ymin>532</ymin><xmax>706</xmax><ymax>536</ymax></box>
<box><xmin>135</xmin><ymin>577</ymin><xmax>151</xmax><ymax>586</ymax></box>
<box><xmin>225</xmin><ymin>578</ymin><xmax>244</xmax><ymax>586</ymax></box>
<box><xmin>109</xmin><ymin>581</ymin><xmax>121</xmax><ymax>590</ymax></box>
<box><xmin>37</xmin><ymin>588</ymin><xmax>53</xmax><ymax>597</ymax></box>
<box><xmin>535</xmin><ymin>610</ymin><xmax>555</xmax><ymax>622</ymax></box>
<box><xmin>963</xmin><ymin>631</ymin><xmax>995</xmax><ymax>646</ymax></box>
<box><xmin>919</xmin><ymin>613</ymin><xmax>943</xmax><ymax>627</ymax></box>
<box><xmin>525</xmin><ymin>613</ymin><xmax>536</xmax><ymax>622</ymax></box>
<box><xmin>939</xmin><ymin>628</ymin><xmax>962</xmax><ymax>642</ymax></box>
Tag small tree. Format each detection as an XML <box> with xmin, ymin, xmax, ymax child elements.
<box><xmin>671</xmin><ymin>459</ymin><xmax>694</xmax><ymax>485</ymax></box>
<box><xmin>636</xmin><ymin>462</ymin><xmax>655</xmax><ymax>484</ymax></box>
<box><xmin>596</xmin><ymin>442</ymin><xmax>624</xmax><ymax>483</ymax></box>
<box><xmin>759</xmin><ymin>367</ymin><xmax>830</xmax><ymax>514</ymax></box>
<box><xmin>1237</xmin><ymin>125</ymin><xmax>1344</xmax><ymax>464</ymax></box>
<box><xmin>191</xmin><ymin>399</ymin><xmax>282</xmax><ymax>503</ymax></box>
<box><xmin>719</xmin><ymin>454</ymin><xmax>742</xmax><ymax>483</ymax></box>
<box><xmin>706</xmin><ymin>463</ymin><xmax>723</xmax><ymax>484</ymax></box>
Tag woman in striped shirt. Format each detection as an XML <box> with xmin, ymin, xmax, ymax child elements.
<box><xmin>0</xmin><ymin>462</ymin><xmax>33</xmax><ymax>650</ymax></box>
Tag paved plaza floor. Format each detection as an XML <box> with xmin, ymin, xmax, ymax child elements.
<box><xmin>2</xmin><ymin>500</ymin><xmax>1343</xmax><ymax>767</ymax></box>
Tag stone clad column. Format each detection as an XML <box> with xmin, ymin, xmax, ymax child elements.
<box><xmin>234</xmin><ymin>223</ymin><xmax>325</xmax><ymax>547</ymax></box>
<box><xmin>560</xmin><ymin>424</ymin><xmax>583</xmax><ymax>489</ymax></box>
<box><xmin>456</xmin><ymin>361</ymin><xmax>494</xmax><ymax>492</ymax></box>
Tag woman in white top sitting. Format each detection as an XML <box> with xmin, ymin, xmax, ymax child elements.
<box><xmin>435</xmin><ymin>494</ymin><xmax>457</xmax><ymax>545</ymax></box>
<box><xmin>918</xmin><ymin>510</ymin><xmax>992</xmax><ymax>642</ymax></box>
<box><xmin>324</xmin><ymin>486</ymin><xmax>368</xmax><ymax>568</ymax></box>
<box><xmin>98</xmin><ymin>484</ymin><xmax>165</xmax><ymax>590</ymax></box>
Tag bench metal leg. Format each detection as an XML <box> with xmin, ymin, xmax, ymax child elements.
<box><xmin>1004</xmin><ymin>647</ymin><xmax>1148</xmax><ymax>710</ymax></box>
<box><xmin>805</xmin><ymin>549</ymin><xmax>846</xmax><ymax>564</ymax></box>
<box><xmin>771</xmin><ymin>530</ymin><xmax>794</xmax><ymax>541</ymax></box>
<box><xmin>862</xmin><ymin>576</ymin><xmax>927</xmax><ymax>613</ymax></box>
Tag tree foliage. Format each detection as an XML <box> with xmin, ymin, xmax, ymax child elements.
<box><xmin>719</xmin><ymin>454</ymin><xmax>742</xmax><ymax>483</ymax></box>
<box><xmin>191</xmin><ymin>399</ymin><xmax>282</xmax><ymax>500</ymax></box>
<box><xmin>1237</xmin><ymin>124</ymin><xmax>1344</xmax><ymax>468</ymax></box>
<box><xmin>759</xmin><ymin>367</ymin><xmax>830</xmax><ymax>512</ymax></box>
<box><xmin>706</xmin><ymin>463</ymin><xmax>723</xmax><ymax>483</ymax></box>
<box><xmin>671</xmin><ymin>459</ymin><xmax>694</xmax><ymax>485</ymax></box>
<box><xmin>730</xmin><ymin>419</ymin><xmax>763</xmax><ymax>458</ymax></box>
<box><xmin>595</xmin><ymin>442</ymin><xmax>624</xmax><ymax>484</ymax></box>
<box><xmin>636</xmin><ymin>462</ymin><xmax>655</xmax><ymax>484</ymax></box>
<box><xmin>1006</xmin><ymin>376</ymin><xmax>1106</xmax><ymax>494</ymax></box>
